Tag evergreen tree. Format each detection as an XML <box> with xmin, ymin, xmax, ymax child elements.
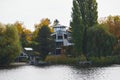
<box><xmin>70</xmin><ymin>0</ymin><xmax>84</xmax><ymax>56</ymax></box>
<box><xmin>35</xmin><ymin>25</ymin><xmax>55</xmax><ymax>60</ymax></box>
<box><xmin>77</xmin><ymin>0</ymin><xmax>98</xmax><ymax>59</ymax></box>
<box><xmin>77</xmin><ymin>0</ymin><xmax>98</xmax><ymax>26</ymax></box>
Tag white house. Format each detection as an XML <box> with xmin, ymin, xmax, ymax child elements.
<box><xmin>51</xmin><ymin>21</ymin><xmax>73</xmax><ymax>54</ymax></box>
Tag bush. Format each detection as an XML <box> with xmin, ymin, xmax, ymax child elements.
<box><xmin>89</xmin><ymin>56</ymin><xmax>120</xmax><ymax>66</ymax></box>
<box><xmin>45</xmin><ymin>54</ymin><xmax>87</xmax><ymax>65</ymax></box>
<box><xmin>0</xmin><ymin>24</ymin><xmax>21</xmax><ymax>65</ymax></box>
<box><xmin>61</xmin><ymin>46</ymin><xmax>74</xmax><ymax>56</ymax></box>
<box><xmin>79</xmin><ymin>55</ymin><xmax>86</xmax><ymax>61</ymax></box>
<box><xmin>87</xmin><ymin>24</ymin><xmax>116</xmax><ymax>57</ymax></box>
<box><xmin>113</xmin><ymin>45</ymin><xmax>120</xmax><ymax>55</ymax></box>
<box><xmin>45</xmin><ymin>55</ymin><xmax>68</xmax><ymax>64</ymax></box>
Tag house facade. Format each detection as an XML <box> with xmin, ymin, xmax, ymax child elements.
<box><xmin>51</xmin><ymin>23</ymin><xmax>73</xmax><ymax>54</ymax></box>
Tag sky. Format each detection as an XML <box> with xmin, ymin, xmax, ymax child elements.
<box><xmin>0</xmin><ymin>0</ymin><xmax>120</xmax><ymax>31</ymax></box>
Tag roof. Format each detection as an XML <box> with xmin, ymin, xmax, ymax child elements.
<box><xmin>53</xmin><ymin>24</ymin><xmax>66</xmax><ymax>28</ymax></box>
<box><xmin>24</xmin><ymin>48</ymin><xmax>33</xmax><ymax>51</ymax></box>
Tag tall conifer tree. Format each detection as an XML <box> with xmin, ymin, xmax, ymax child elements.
<box><xmin>77</xmin><ymin>0</ymin><xmax>98</xmax><ymax>59</ymax></box>
<box><xmin>70</xmin><ymin>0</ymin><xmax>84</xmax><ymax>56</ymax></box>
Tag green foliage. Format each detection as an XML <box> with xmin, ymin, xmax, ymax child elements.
<box><xmin>79</xmin><ymin>55</ymin><xmax>87</xmax><ymax>61</ymax></box>
<box><xmin>71</xmin><ymin>0</ymin><xmax>98</xmax><ymax>59</ymax></box>
<box><xmin>45</xmin><ymin>55</ymin><xmax>79</xmax><ymax>64</ymax></box>
<box><xmin>100</xmin><ymin>15</ymin><xmax>120</xmax><ymax>39</ymax></box>
<box><xmin>86</xmin><ymin>24</ymin><xmax>116</xmax><ymax>57</ymax></box>
<box><xmin>0</xmin><ymin>24</ymin><xmax>21</xmax><ymax>65</ymax></box>
<box><xmin>77</xmin><ymin>0</ymin><xmax>98</xmax><ymax>26</ymax></box>
<box><xmin>20</xmin><ymin>32</ymin><xmax>28</xmax><ymax>47</ymax></box>
<box><xmin>45</xmin><ymin>55</ymin><xmax>120</xmax><ymax>66</ymax></box>
<box><xmin>90</xmin><ymin>56</ymin><xmax>120</xmax><ymax>66</ymax></box>
<box><xmin>113</xmin><ymin>45</ymin><xmax>120</xmax><ymax>55</ymax></box>
<box><xmin>70</xmin><ymin>0</ymin><xmax>84</xmax><ymax>56</ymax></box>
<box><xmin>45</xmin><ymin>55</ymin><xmax>68</xmax><ymax>64</ymax></box>
<box><xmin>35</xmin><ymin>25</ymin><xmax>55</xmax><ymax>60</ymax></box>
<box><xmin>62</xmin><ymin>45</ymin><xmax>74</xmax><ymax>57</ymax></box>
<box><xmin>14</xmin><ymin>22</ymin><xmax>32</xmax><ymax>47</ymax></box>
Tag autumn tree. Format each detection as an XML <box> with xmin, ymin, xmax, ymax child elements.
<box><xmin>14</xmin><ymin>21</ymin><xmax>32</xmax><ymax>47</ymax></box>
<box><xmin>99</xmin><ymin>15</ymin><xmax>120</xmax><ymax>55</ymax></box>
<box><xmin>33</xmin><ymin>18</ymin><xmax>53</xmax><ymax>39</ymax></box>
<box><xmin>70</xmin><ymin>0</ymin><xmax>84</xmax><ymax>56</ymax></box>
<box><xmin>35</xmin><ymin>18</ymin><xmax>50</xmax><ymax>29</ymax></box>
<box><xmin>0</xmin><ymin>23</ymin><xmax>21</xmax><ymax>65</ymax></box>
<box><xmin>101</xmin><ymin>15</ymin><xmax>120</xmax><ymax>39</ymax></box>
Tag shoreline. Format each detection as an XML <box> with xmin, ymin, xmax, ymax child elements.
<box><xmin>0</xmin><ymin>62</ymin><xmax>27</xmax><ymax>69</ymax></box>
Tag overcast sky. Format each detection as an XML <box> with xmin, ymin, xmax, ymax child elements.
<box><xmin>0</xmin><ymin>0</ymin><xmax>120</xmax><ymax>31</ymax></box>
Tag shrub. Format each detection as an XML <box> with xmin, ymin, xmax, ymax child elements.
<box><xmin>0</xmin><ymin>24</ymin><xmax>21</xmax><ymax>65</ymax></box>
<box><xmin>45</xmin><ymin>55</ymin><xmax>67</xmax><ymax>64</ymax></box>
<box><xmin>87</xmin><ymin>24</ymin><xmax>116</xmax><ymax>57</ymax></box>
<box><xmin>89</xmin><ymin>56</ymin><xmax>120</xmax><ymax>66</ymax></box>
<box><xmin>45</xmin><ymin>54</ymin><xmax>87</xmax><ymax>65</ymax></box>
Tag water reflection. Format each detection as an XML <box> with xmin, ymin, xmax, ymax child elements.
<box><xmin>0</xmin><ymin>65</ymin><xmax>120</xmax><ymax>80</ymax></box>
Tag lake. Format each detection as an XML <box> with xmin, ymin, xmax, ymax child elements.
<box><xmin>0</xmin><ymin>65</ymin><xmax>120</xmax><ymax>80</ymax></box>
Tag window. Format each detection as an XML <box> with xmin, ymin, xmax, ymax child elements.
<box><xmin>58</xmin><ymin>36</ymin><xmax>63</xmax><ymax>39</ymax></box>
<box><xmin>56</xmin><ymin>42</ymin><xmax>63</xmax><ymax>48</ymax></box>
<box><xmin>64</xmin><ymin>34</ymin><xmax>67</xmax><ymax>39</ymax></box>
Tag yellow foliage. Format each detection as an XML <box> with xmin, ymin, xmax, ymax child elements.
<box><xmin>23</xmin><ymin>29</ymin><xmax>32</xmax><ymax>41</ymax></box>
<box><xmin>34</xmin><ymin>18</ymin><xmax>53</xmax><ymax>38</ymax></box>
<box><xmin>35</xmin><ymin>18</ymin><xmax>50</xmax><ymax>29</ymax></box>
<box><xmin>101</xmin><ymin>15</ymin><xmax>120</xmax><ymax>39</ymax></box>
<box><xmin>45</xmin><ymin>55</ymin><xmax>67</xmax><ymax>63</ymax></box>
<box><xmin>14</xmin><ymin>21</ymin><xmax>24</xmax><ymax>35</ymax></box>
<box><xmin>50</xmin><ymin>26</ymin><xmax>54</xmax><ymax>33</ymax></box>
<box><xmin>14</xmin><ymin>21</ymin><xmax>32</xmax><ymax>42</ymax></box>
<box><xmin>23</xmin><ymin>29</ymin><xmax>31</xmax><ymax>35</ymax></box>
<box><xmin>0</xmin><ymin>23</ymin><xmax>6</xmax><ymax>34</ymax></box>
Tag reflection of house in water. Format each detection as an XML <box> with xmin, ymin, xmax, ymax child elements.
<box><xmin>51</xmin><ymin>20</ymin><xmax>73</xmax><ymax>54</ymax></box>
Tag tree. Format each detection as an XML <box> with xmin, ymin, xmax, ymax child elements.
<box><xmin>100</xmin><ymin>15</ymin><xmax>120</xmax><ymax>39</ymax></box>
<box><xmin>99</xmin><ymin>16</ymin><xmax>120</xmax><ymax>55</ymax></box>
<box><xmin>0</xmin><ymin>23</ymin><xmax>21</xmax><ymax>65</ymax></box>
<box><xmin>33</xmin><ymin>18</ymin><xmax>53</xmax><ymax>39</ymax></box>
<box><xmin>34</xmin><ymin>18</ymin><xmax>55</xmax><ymax>60</ymax></box>
<box><xmin>77</xmin><ymin>0</ymin><xmax>98</xmax><ymax>26</ymax></box>
<box><xmin>36</xmin><ymin>26</ymin><xmax>55</xmax><ymax>60</ymax></box>
<box><xmin>77</xmin><ymin>0</ymin><xmax>98</xmax><ymax>59</ymax></box>
<box><xmin>70</xmin><ymin>0</ymin><xmax>84</xmax><ymax>56</ymax></box>
<box><xmin>35</xmin><ymin>18</ymin><xmax>50</xmax><ymax>29</ymax></box>
<box><xmin>86</xmin><ymin>24</ymin><xmax>116</xmax><ymax>57</ymax></box>
<box><xmin>14</xmin><ymin>21</ymin><xmax>32</xmax><ymax>47</ymax></box>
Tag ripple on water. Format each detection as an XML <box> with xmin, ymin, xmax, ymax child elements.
<box><xmin>0</xmin><ymin>65</ymin><xmax>120</xmax><ymax>80</ymax></box>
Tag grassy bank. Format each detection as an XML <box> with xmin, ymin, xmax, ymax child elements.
<box><xmin>45</xmin><ymin>55</ymin><xmax>120</xmax><ymax>66</ymax></box>
<box><xmin>45</xmin><ymin>55</ymin><xmax>78</xmax><ymax>65</ymax></box>
<box><xmin>89</xmin><ymin>56</ymin><xmax>120</xmax><ymax>66</ymax></box>
<box><xmin>0</xmin><ymin>62</ymin><xmax>26</xmax><ymax>69</ymax></box>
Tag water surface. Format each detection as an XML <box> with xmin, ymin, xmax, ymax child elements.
<box><xmin>0</xmin><ymin>65</ymin><xmax>120</xmax><ymax>80</ymax></box>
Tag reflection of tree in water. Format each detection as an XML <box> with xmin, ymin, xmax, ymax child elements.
<box><xmin>72</xmin><ymin>66</ymin><xmax>107</xmax><ymax>80</ymax></box>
